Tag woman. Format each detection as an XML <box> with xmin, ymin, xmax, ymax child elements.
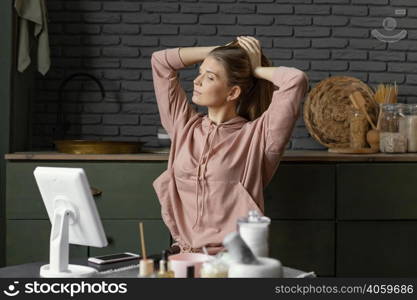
<box><xmin>151</xmin><ymin>36</ymin><xmax>309</xmax><ymax>255</ymax></box>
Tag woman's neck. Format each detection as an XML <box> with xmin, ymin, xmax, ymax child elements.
<box><xmin>207</xmin><ymin>106</ymin><xmax>238</xmax><ymax>125</ymax></box>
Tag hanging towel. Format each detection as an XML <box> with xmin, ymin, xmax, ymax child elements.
<box><xmin>15</xmin><ymin>0</ymin><xmax>51</xmax><ymax>75</ymax></box>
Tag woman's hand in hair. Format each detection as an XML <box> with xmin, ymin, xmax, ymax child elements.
<box><xmin>237</xmin><ymin>36</ymin><xmax>262</xmax><ymax>75</ymax></box>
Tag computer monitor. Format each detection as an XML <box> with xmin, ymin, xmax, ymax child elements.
<box><xmin>34</xmin><ymin>167</ymin><xmax>108</xmax><ymax>277</ymax></box>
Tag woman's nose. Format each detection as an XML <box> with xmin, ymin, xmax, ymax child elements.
<box><xmin>194</xmin><ymin>74</ymin><xmax>202</xmax><ymax>85</ymax></box>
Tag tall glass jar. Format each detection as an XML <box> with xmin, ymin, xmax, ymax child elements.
<box><xmin>379</xmin><ymin>104</ymin><xmax>407</xmax><ymax>153</ymax></box>
<box><xmin>399</xmin><ymin>104</ymin><xmax>417</xmax><ymax>152</ymax></box>
<box><xmin>350</xmin><ymin>108</ymin><xmax>368</xmax><ymax>149</ymax></box>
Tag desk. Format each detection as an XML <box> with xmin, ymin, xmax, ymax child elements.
<box><xmin>0</xmin><ymin>258</ymin><xmax>311</xmax><ymax>278</ymax></box>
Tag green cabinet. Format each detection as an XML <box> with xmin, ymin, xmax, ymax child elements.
<box><xmin>269</xmin><ymin>221</ymin><xmax>335</xmax><ymax>276</ymax></box>
<box><xmin>90</xmin><ymin>220</ymin><xmax>170</xmax><ymax>257</ymax></box>
<box><xmin>5</xmin><ymin>161</ymin><xmax>170</xmax><ymax>266</ymax></box>
<box><xmin>5</xmin><ymin>159</ymin><xmax>417</xmax><ymax>277</ymax></box>
<box><xmin>6</xmin><ymin>220</ymin><xmax>87</xmax><ymax>266</ymax></box>
<box><xmin>338</xmin><ymin>164</ymin><xmax>417</xmax><ymax>220</ymax></box>
<box><xmin>337</xmin><ymin>221</ymin><xmax>417</xmax><ymax>277</ymax></box>
<box><xmin>265</xmin><ymin>164</ymin><xmax>335</xmax><ymax>219</ymax></box>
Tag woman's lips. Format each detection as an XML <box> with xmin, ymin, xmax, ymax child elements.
<box><xmin>193</xmin><ymin>90</ymin><xmax>201</xmax><ymax>95</ymax></box>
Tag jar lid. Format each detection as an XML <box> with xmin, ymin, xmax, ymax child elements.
<box><xmin>237</xmin><ymin>210</ymin><xmax>270</xmax><ymax>225</ymax></box>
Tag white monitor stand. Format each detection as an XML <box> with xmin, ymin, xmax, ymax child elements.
<box><xmin>34</xmin><ymin>167</ymin><xmax>108</xmax><ymax>278</ymax></box>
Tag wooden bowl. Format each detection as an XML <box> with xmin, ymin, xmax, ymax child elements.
<box><xmin>54</xmin><ymin>140</ymin><xmax>143</xmax><ymax>154</ymax></box>
<box><xmin>304</xmin><ymin>76</ymin><xmax>378</xmax><ymax>148</ymax></box>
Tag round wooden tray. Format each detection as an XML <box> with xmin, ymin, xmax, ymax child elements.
<box><xmin>303</xmin><ymin>76</ymin><xmax>378</xmax><ymax>148</ymax></box>
<box><xmin>54</xmin><ymin>140</ymin><xmax>144</xmax><ymax>154</ymax></box>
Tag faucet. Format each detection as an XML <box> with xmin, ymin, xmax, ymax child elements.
<box><xmin>54</xmin><ymin>72</ymin><xmax>106</xmax><ymax>140</ymax></box>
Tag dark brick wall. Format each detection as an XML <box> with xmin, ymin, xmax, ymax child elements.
<box><xmin>31</xmin><ymin>0</ymin><xmax>417</xmax><ymax>150</ymax></box>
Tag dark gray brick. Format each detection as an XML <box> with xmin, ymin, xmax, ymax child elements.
<box><xmin>50</xmin><ymin>36</ymin><xmax>81</xmax><ymax>46</ymax></box>
<box><xmin>120</xmin><ymin>126</ymin><xmax>157</xmax><ymax>137</ymax></box>
<box><xmin>333</xmin><ymin>28</ymin><xmax>369</xmax><ymax>38</ymax></box>
<box><xmin>201</xmin><ymin>15</ymin><xmax>236</xmax><ymax>25</ymax></box>
<box><xmin>263</xmin><ymin>49</ymin><xmax>292</xmax><ymax>59</ymax></box>
<box><xmin>312</xmin><ymin>38</ymin><xmax>347</xmax><ymax>48</ymax></box>
<box><xmin>103</xmin><ymin>2</ymin><xmax>141</xmax><ymax>12</ymax></box>
<box><xmin>83</xmin><ymin>13</ymin><xmax>121</xmax><ymax>24</ymax></box>
<box><xmin>84</xmin><ymin>103</ymin><xmax>120</xmax><ymax>114</ymax></box>
<box><xmin>369</xmin><ymin>51</ymin><xmax>406</xmax><ymax>62</ymax></box>
<box><xmin>311</xmin><ymin>61</ymin><xmax>348</xmax><ymax>71</ymax></box>
<box><xmin>65</xmin><ymin>114</ymin><xmax>102</xmax><ymax>125</ymax></box>
<box><xmin>140</xmin><ymin>115</ymin><xmax>161</xmax><ymax>125</ymax></box>
<box><xmin>102</xmin><ymin>24</ymin><xmax>140</xmax><ymax>34</ymax></box>
<box><xmin>238</xmin><ymin>15</ymin><xmax>274</xmax><ymax>25</ymax></box>
<box><xmin>103</xmin><ymin>115</ymin><xmax>139</xmax><ymax>125</ymax></box>
<box><xmin>332</xmin><ymin>6</ymin><xmax>368</xmax><ymax>16</ymax></box>
<box><xmin>313</xmin><ymin>16</ymin><xmax>348</xmax><ymax>26</ymax></box>
<box><xmin>350</xmin><ymin>61</ymin><xmax>386</xmax><ymax>71</ymax></box>
<box><xmin>275</xmin><ymin>16</ymin><xmax>312</xmax><ymax>26</ymax></box>
<box><xmin>65</xmin><ymin>2</ymin><xmax>101</xmax><ymax>11</ymax></box>
<box><xmin>349</xmin><ymin>39</ymin><xmax>387</xmax><ymax>50</ymax></box>
<box><xmin>257</xmin><ymin>27</ymin><xmax>292</xmax><ymax>36</ymax></box>
<box><xmin>332</xmin><ymin>50</ymin><xmax>367</xmax><ymax>60</ymax></box>
<box><xmin>82</xmin><ymin>36</ymin><xmax>120</xmax><ymax>46</ymax></box>
<box><xmin>294</xmin><ymin>27</ymin><xmax>330</xmax><ymax>37</ymax></box>
<box><xmin>294</xmin><ymin>49</ymin><xmax>330</xmax><ymax>59</ymax></box>
<box><xmin>103</xmin><ymin>70</ymin><xmax>141</xmax><ymax>80</ymax></box>
<box><xmin>142</xmin><ymin>3</ymin><xmax>179</xmax><ymax>13</ymax></box>
<box><xmin>292</xmin><ymin>137</ymin><xmax>326</xmax><ymax>150</ymax></box>
<box><xmin>257</xmin><ymin>4</ymin><xmax>293</xmax><ymax>14</ymax></box>
<box><xmin>369</xmin><ymin>73</ymin><xmax>405</xmax><ymax>84</ymax></box>
<box><xmin>274</xmin><ymin>38</ymin><xmax>310</xmax><ymax>48</ymax></box>
<box><xmin>295</xmin><ymin>5</ymin><xmax>331</xmax><ymax>15</ymax></box>
<box><xmin>180</xmin><ymin>25</ymin><xmax>216</xmax><ymax>35</ymax></box>
<box><xmin>388</xmin><ymin>63</ymin><xmax>417</xmax><ymax>73</ymax></box>
<box><xmin>123</xmin><ymin>36</ymin><xmax>158</xmax><ymax>47</ymax></box>
<box><xmin>102</xmin><ymin>48</ymin><xmax>139</xmax><ymax>58</ymax></box>
<box><xmin>181</xmin><ymin>4</ymin><xmax>218</xmax><ymax>13</ymax></box>
<box><xmin>351</xmin><ymin>0</ymin><xmax>388</xmax><ymax>5</ymax></box>
<box><xmin>350</xmin><ymin>17</ymin><xmax>385</xmax><ymax>28</ymax></box>
<box><xmin>49</xmin><ymin>12</ymin><xmax>82</xmax><ymax>23</ymax></box>
<box><xmin>162</xmin><ymin>14</ymin><xmax>198</xmax><ymax>24</ymax></box>
<box><xmin>122</xmin><ymin>81</ymin><xmax>155</xmax><ymax>92</ymax></box>
<box><xmin>217</xmin><ymin>26</ymin><xmax>255</xmax><ymax>36</ymax></box>
<box><xmin>122</xmin><ymin>103</ymin><xmax>159</xmax><ymax>114</ymax></box>
<box><xmin>142</xmin><ymin>25</ymin><xmax>178</xmax><ymax>35</ymax></box>
<box><xmin>123</xmin><ymin>13</ymin><xmax>160</xmax><ymax>24</ymax></box>
<box><xmin>330</xmin><ymin>72</ymin><xmax>368</xmax><ymax>81</ymax></box>
<box><xmin>82</xmin><ymin>125</ymin><xmax>119</xmax><ymax>136</ymax></box>
<box><xmin>63</xmin><ymin>48</ymin><xmax>100</xmax><ymax>57</ymax></box>
<box><xmin>388</xmin><ymin>41</ymin><xmax>417</xmax><ymax>51</ymax></box>
<box><xmin>121</xmin><ymin>59</ymin><xmax>150</xmax><ymax>69</ymax></box>
<box><xmin>65</xmin><ymin>24</ymin><xmax>101</xmax><ymax>34</ymax></box>
<box><xmin>220</xmin><ymin>4</ymin><xmax>255</xmax><ymax>14</ymax></box>
<box><xmin>84</xmin><ymin>59</ymin><xmax>120</xmax><ymax>69</ymax></box>
<box><xmin>160</xmin><ymin>37</ymin><xmax>197</xmax><ymax>47</ymax></box>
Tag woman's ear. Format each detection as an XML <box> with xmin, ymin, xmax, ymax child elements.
<box><xmin>227</xmin><ymin>85</ymin><xmax>241</xmax><ymax>102</ymax></box>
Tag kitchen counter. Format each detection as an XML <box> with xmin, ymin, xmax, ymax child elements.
<box><xmin>5</xmin><ymin>150</ymin><xmax>417</xmax><ymax>162</ymax></box>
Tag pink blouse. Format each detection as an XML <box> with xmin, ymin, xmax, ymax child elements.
<box><xmin>151</xmin><ymin>48</ymin><xmax>309</xmax><ymax>254</ymax></box>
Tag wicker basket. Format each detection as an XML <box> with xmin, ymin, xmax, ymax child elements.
<box><xmin>303</xmin><ymin>76</ymin><xmax>378</xmax><ymax>149</ymax></box>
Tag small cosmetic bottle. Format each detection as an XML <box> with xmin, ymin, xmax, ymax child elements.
<box><xmin>157</xmin><ymin>250</ymin><xmax>175</xmax><ymax>278</ymax></box>
<box><xmin>186</xmin><ymin>265</ymin><xmax>195</xmax><ymax>278</ymax></box>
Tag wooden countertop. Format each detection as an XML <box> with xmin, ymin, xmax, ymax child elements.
<box><xmin>6</xmin><ymin>150</ymin><xmax>417</xmax><ymax>162</ymax></box>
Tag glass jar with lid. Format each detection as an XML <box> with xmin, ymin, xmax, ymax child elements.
<box><xmin>379</xmin><ymin>103</ymin><xmax>407</xmax><ymax>153</ymax></box>
<box><xmin>399</xmin><ymin>104</ymin><xmax>417</xmax><ymax>152</ymax></box>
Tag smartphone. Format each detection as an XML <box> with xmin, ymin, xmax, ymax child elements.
<box><xmin>88</xmin><ymin>252</ymin><xmax>140</xmax><ymax>265</ymax></box>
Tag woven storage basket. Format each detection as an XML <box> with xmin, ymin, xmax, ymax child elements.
<box><xmin>303</xmin><ymin>76</ymin><xmax>378</xmax><ymax>149</ymax></box>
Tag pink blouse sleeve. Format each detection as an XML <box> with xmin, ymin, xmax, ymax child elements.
<box><xmin>151</xmin><ymin>48</ymin><xmax>197</xmax><ymax>137</ymax></box>
<box><xmin>261</xmin><ymin>67</ymin><xmax>309</xmax><ymax>154</ymax></box>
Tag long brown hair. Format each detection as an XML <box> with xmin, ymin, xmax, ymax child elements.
<box><xmin>208</xmin><ymin>40</ymin><xmax>274</xmax><ymax>121</ymax></box>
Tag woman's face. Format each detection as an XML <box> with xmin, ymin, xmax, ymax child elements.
<box><xmin>192</xmin><ymin>56</ymin><xmax>235</xmax><ymax>107</ymax></box>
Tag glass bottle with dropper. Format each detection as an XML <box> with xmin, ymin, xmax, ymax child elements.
<box><xmin>157</xmin><ymin>250</ymin><xmax>175</xmax><ymax>278</ymax></box>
